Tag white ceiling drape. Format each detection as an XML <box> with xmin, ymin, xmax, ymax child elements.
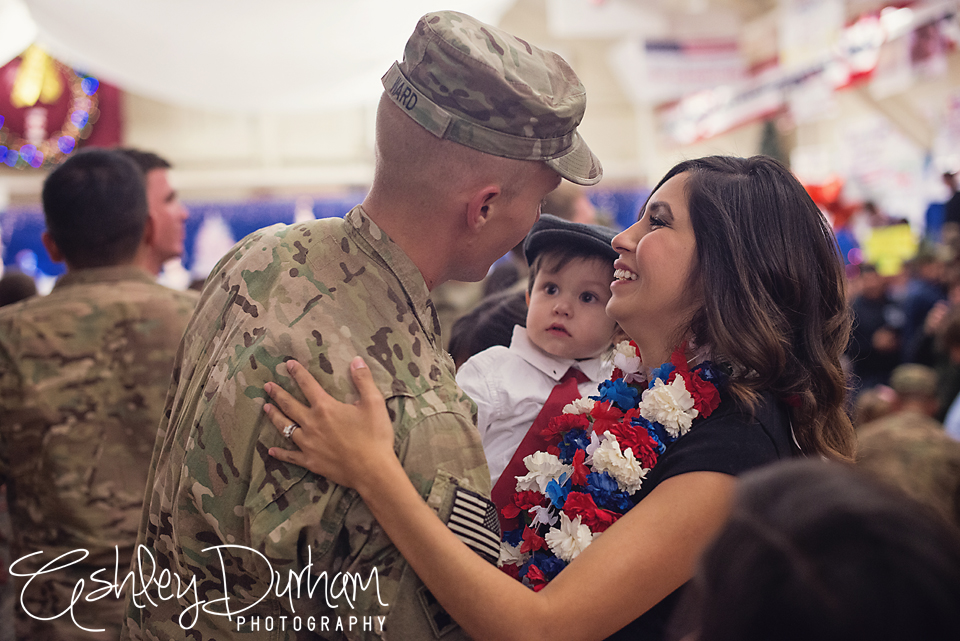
<box><xmin>0</xmin><ymin>0</ymin><xmax>37</xmax><ymax>66</ymax></box>
<box><xmin>3</xmin><ymin>0</ymin><xmax>515</xmax><ymax>113</ymax></box>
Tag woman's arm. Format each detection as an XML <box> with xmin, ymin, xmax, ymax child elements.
<box><xmin>265</xmin><ymin>358</ymin><xmax>736</xmax><ymax>641</ymax></box>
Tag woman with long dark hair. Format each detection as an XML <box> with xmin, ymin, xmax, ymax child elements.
<box><xmin>263</xmin><ymin>155</ymin><xmax>855</xmax><ymax>640</ymax></box>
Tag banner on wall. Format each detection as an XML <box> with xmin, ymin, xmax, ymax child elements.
<box><xmin>778</xmin><ymin>0</ymin><xmax>845</xmax><ymax>70</ymax></box>
<box><xmin>0</xmin><ymin>45</ymin><xmax>121</xmax><ymax>169</ymax></box>
<box><xmin>611</xmin><ymin>38</ymin><xmax>746</xmax><ymax>105</ymax></box>
<box><xmin>659</xmin><ymin>3</ymin><xmax>958</xmax><ymax>145</ymax></box>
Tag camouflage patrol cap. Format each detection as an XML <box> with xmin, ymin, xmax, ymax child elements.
<box><xmin>382</xmin><ymin>11</ymin><xmax>602</xmax><ymax>186</ymax></box>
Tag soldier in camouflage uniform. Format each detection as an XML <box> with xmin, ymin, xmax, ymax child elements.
<box><xmin>123</xmin><ymin>11</ymin><xmax>600</xmax><ymax>641</ymax></box>
<box><xmin>857</xmin><ymin>364</ymin><xmax>960</xmax><ymax>528</ymax></box>
<box><xmin>0</xmin><ymin>149</ymin><xmax>198</xmax><ymax>640</ymax></box>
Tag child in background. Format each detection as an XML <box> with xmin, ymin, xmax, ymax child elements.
<box><xmin>448</xmin><ymin>289</ymin><xmax>528</xmax><ymax>370</ymax></box>
<box><xmin>456</xmin><ymin>215</ymin><xmax>621</xmax><ymax>490</ymax></box>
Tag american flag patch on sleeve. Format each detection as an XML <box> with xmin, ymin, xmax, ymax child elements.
<box><xmin>446</xmin><ymin>487</ymin><xmax>501</xmax><ymax>563</ymax></box>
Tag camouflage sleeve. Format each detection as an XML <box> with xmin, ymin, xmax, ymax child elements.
<box><xmin>334</xmin><ymin>402</ymin><xmax>493</xmax><ymax>640</ymax></box>
<box><xmin>0</xmin><ymin>338</ymin><xmax>17</xmax><ymax>484</ymax></box>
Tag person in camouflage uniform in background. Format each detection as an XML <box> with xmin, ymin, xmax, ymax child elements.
<box><xmin>123</xmin><ymin>11</ymin><xmax>601</xmax><ymax>641</ymax></box>
<box><xmin>857</xmin><ymin>364</ymin><xmax>960</xmax><ymax>528</ymax></box>
<box><xmin>0</xmin><ymin>149</ymin><xmax>198</xmax><ymax>640</ymax></box>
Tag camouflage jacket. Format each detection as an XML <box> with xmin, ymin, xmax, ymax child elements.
<box><xmin>122</xmin><ymin>208</ymin><xmax>496</xmax><ymax>641</ymax></box>
<box><xmin>0</xmin><ymin>266</ymin><xmax>197</xmax><ymax>640</ymax></box>
<box><xmin>857</xmin><ymin>412</ymin><xmax>960</xmax><ymax>526</ymax></box>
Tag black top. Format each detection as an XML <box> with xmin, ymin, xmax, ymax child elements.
<box><xmin>605</xmin><ymin>390</ymin><xmax>797</xmax><ymax>641</ymax></box>
<box><xmin>945</xmin><ymin>191</ymin><xmax>960</xmax><ymax>226</ymax></box>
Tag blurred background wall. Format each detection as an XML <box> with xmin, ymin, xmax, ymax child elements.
<box><xmin>2</xmin><ymin>0</ymin><xmax>958</xmax><ymax>289</ymax></box>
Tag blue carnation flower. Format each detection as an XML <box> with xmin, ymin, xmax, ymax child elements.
<box><xmin>587</xmin><ymin>471</ymin><xmax>618</xmax><ymax>493</ymax></box>
<box><xmin>648</xmin><ymin>362</ymin><xmax>675</xmax><ymax>386</ymax></box>
<box><xmin>557</xmin><ymin>428</ymin><xmax>590</xmax><ymax>462</ymax></box>
<box><xmin>545</xmin><ymin>476</ymin><xmax>570</xmax><ymax>509</ymax></box>
<box><xmin>519</xmin><ymin>552</ymin><xmax>564</xmax><ymax>580</ymax></box>
<box><xmin>592</xmin><ymin>379</ymin><xmax>640</xmax><ymax>411</ymax></box>
<box><xmin>502</xmin><ymin>527</ymin><xmax>524</xmax><ymax>547</ymax></box>
<box><xmin>648</xmin><ymin>428</ymin><xmax>668</xmax><ymax>453</ymax></box>
<box><xmin>646</xmin><ymin>417</ymin><xmax>674</xmax><ymax>449</ymax></box>
<box><xmin>538</xmin><ymin>555</ymin><xmax>568</xmax><ymax>579</ymax></box>
<box><xmin>694</xmin><ymin>361</ymin><xmax>726</xmax><ymax>386</ymax></box>
<box><xmin>586</xmin><ymin>472</ymin><xmax>633</xmax><ymax>512</ymax></box>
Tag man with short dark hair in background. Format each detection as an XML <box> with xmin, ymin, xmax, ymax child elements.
<box><xmin>0</xmin><ymin>149</ymin><xmax>197</xmax><ymax>639</ymax></box>
<box><xmin>117</xmin><ymin>148</ymin><xmax>189</xmax><ymax>277</ymax></box>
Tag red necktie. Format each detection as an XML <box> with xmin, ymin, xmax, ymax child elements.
<box><xmin>491</xmin><ymin>367</ymin><xmax>590</xmax><ymax>532</ymax></box>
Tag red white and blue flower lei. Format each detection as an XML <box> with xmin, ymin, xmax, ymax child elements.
<box><xmin>497</xmin><ymin>340</ymin><xmax>725</xmax><ymax>590</ymax></box>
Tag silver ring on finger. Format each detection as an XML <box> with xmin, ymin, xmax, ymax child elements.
<box><xmin>282</xmin><ymin>422</ymin><xmax>301</xmax><ymax>439</ymax></box>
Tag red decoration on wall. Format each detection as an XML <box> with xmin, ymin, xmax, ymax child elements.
<box><xmin>0</xmin><ymin>49</ymin><xmax>122</xmax><ymax>169</ymax></box>
<box><xmin>83</xmin><ymin>80</ymin><xmax>122</xmax><ymax>149</ymax></box>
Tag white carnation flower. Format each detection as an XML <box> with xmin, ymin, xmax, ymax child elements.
<box><xmin>613</xmin><ymin>341</ymin><xmax>644</xmax><ymax>383</ymax></box>
<box><xmin>562</xmin><ymin>396</ymin><xmax>596</xmax><ymax>415</ymax></box>
<box><xmin>544</xmin><ymin>513</ymin><xmax>594</xmax><ymax>562</ymax></box>
<box><xmin>589</xmin><ymin>433</ymin><xmax>647</xmax><ymax>495</ymax></box>
<box><xmin>497</xmin><ymin>541</ymin><xmax>527</xmax><ymax>567</ymax></box>
<box><xmin>514</xmin><ymin>452</ymin><xmax>573</xmax><ymax>493</ymax></box>
<box><xmin>640</xmin><ymin>376</ymin><xmax>698</xmax><ymax>438</ymax></box>
<box><xmin>613</xmin><ymin>340</ymin><xmax>639</xmax><ymax>361</ymax></box>
<box><xmin>613</xmin><ymin>351</ymin><xmax>641</xmax><ymax>375</ymax></box>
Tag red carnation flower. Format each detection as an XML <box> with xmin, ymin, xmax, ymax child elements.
<box><xmin>520</xmin><ymin>526</ymin><xmax>549</xmax><ymax>554</ymax></box>
<box><xmin>515</xmin><ymin>491</ymin><xmax>548</xmax><ymax>511</ymax></box>
<box><xmin>525</xmin><ymin>564</ymin><xmax>549</xmax><ymax>592</ymax></box>
<box><xmin>541</xmin><ymin>413</ymin><xmax>590</xmax><ymax>443</ymax></box>
<box><xmin>590</xmin><ymin>401</ymin><xmax>624</xmax><ymax>422</ymax></box>
<box><xmin>571</xmin><ymin>448</ymin><xmax>589</xmax><ymax>486</ymax></box>
<box><xmin>670</xmin><ymin>344</ymin><xmax>690</xmax><ymax>373</ymax></box>
<box><xmin>502</xmin><ymin>490</ymin><xmax>548</xmax><ymax>520</ymax></box>
<box><xmin>502</xmin><ymin>503</ymin><xmax>522</xmax><ymax>520</ymax></box>
<box><xmin>686</xmin><ymin>371</ymin><xmax>721</xmax><ymax>417</ymax></box>
<box><xmin>603</xmin><ymin>420</ymin><xmax>659</xmax><ymax>469</ymax></box>
<box><xmin>590</xmin><ymin>401</ymin><xmax>625</xmax><ymax>435</ymax></box>
<box><xmin>563</xmin><ymin>491</ymin><xmax>621</xmax><ymax>533</ymax></box>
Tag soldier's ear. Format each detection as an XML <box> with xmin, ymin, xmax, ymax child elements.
<box><xmin>141</xmin><ymin>216</ymin><xmax>156</xmax><ymax>247</ymax></box>
<box><xmin>465</xmin><ymin>184</ymin><xmax>501</xmax><ymax>231</ymax></box>
<box><xmin>40</xmin><ymin>231</ymin><xmax>64</xmax><ymax>263</ymax></box>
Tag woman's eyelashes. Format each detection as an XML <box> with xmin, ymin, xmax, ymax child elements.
<box><xmin>649</xmin><ymin>214</ymin><xmax>668</xmax><ymax>229</ymax></box>
<box><xmin>637</xmin><ymin>208</ymin><xmax>668</xmax><ymax>229</ymax></box>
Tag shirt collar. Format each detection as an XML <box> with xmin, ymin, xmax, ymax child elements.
<box><xmin>509</xmin><ymin>325</ymin><xmax>606</xmax><ymax>383</ymax></box>
<box><xmin>53</xmin><ymin>265</ymin><xmax>157</xmax><ymax>290</ymax></box>
<box><xmin>344</xmin><ymin>206</ymin><xmax>442</xmax><ymax>346</ymax></box>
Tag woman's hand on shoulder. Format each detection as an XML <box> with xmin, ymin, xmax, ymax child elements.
<box><xmin>264</xmin><ymin>357</ymin><xmax>396</xmax><ymax>491</ymax></box>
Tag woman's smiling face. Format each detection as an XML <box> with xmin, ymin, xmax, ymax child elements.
<box><xmin>606</xmin><ymin>172</ymin><xmax>700</xmax><ymax>360</ymax></box>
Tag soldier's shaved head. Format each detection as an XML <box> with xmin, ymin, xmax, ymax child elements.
<box><xmin>372</xmin><ymin>96</ymin><xmax>541</xmax><ymax>210</ymax></box>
